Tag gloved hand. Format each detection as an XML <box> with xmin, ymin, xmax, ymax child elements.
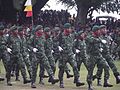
<box><xmin>58</xmin><ymin>46</ymin><xmax>63</xmax><ymax>51</ymax></box>
<box><xmin>33</xmin><ymin>48</ymin><xmax>38</xmax><ymax>52</ymax></box>
<box><xmin>76</xmin><ymin>49</ymin><xmax>80</xmax><ymax>53</ymax></box>
<box><xmin>7</xmin><ymin>48</ymin><xmax>12</xmax><ymax>54</ymax></box>
<box><xmin>101</xmin><ymin>39</ymin><xmax>107</xmax><ymax>44</ymax></box>
<box><xmin>100</xmin><ymin>48</ymin><xmax>103</xmax><ymax>52</ymax></box>
<box><xmin>51</xmin><ymin>50</ymin><xmax>54</xmax><ymax>53</ymax></box>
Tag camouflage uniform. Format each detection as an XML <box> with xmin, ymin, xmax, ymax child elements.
<box><xmin>85</xmin><ymin>25</ymin><xmax>110</xmax><ymax>90</ymax></box>
<box><xmin>93</xmin><ymin>25</ymin><xmax>120</xmax><ymax>85</ymax></box>
<box><xmin>0</xmin><ymin>25</ymin><xmax>12</xmax><ymax>85</ymax></box>
<box><xmin>52</xmin><ymin>26</ymin><xmax>73</xmax><ymax>79</ymax></box>
<box><xmin>73</xmin><ymin>31</ymin><xmax>88</xmax><ymax>72</ymax></box>
<box><xmin>44</xmin><ymin>27</ymin><xmax>56</xmax><ymax>74</ymax></box>
<box><xmin>58</xmin><ymin>23</ymin><xmax>84</xmax><ymax>88</ymax></box>
<box><xmin>27</xmin><ymin>25</ymin><xmax>59</xmax><ymax>88</ymax></box>
<box><xmin>9</xmin><ymin>26</ymin><xmax>31</xmax><ymax>84</ymax></box>
<box><xmin>18</xmin><ymin>26</ymin><xmax>32</xmax><ymax>79</ymax></box>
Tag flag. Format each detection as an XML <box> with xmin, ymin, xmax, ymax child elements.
<box><xmin>24</xmin><ymin>5</ymin><xmax>32</xmax><ymax>11</ymax></box>
<box><xmin>26</xmin><ymin>11</ymin><xmax>32</xmax><ymax>17</ymax></box>
<box><xmin>24</xmin><ymin>0</ymin><xmax>32</xmax><ymax>17</ymax></box>
<box><xmin>24</xmin><ymin>0</ymin><xmax>32</xmax><ymax>6</ymax></box>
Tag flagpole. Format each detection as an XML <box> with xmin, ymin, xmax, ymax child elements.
<box><xmin>31</xmin><ymin>0</ymin><xmax>34</xmax><ymax>27</ymax></box>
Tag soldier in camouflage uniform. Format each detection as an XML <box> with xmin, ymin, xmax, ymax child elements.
<box><xmin>27</xmin><ymin>25</ymin><xmax>59</xmax><ymax>88</ymax></box>
<box><xmin>18</xmin><ymin>26</ymin><xmax>32</xmax><ymax>79</ymax></box>
<box><xmin>85</xmin><ymin>25</ymin><xmax>111</xmax><ymax>90</ymax></box>
<box><xmin>52</xmin><ymin>26</ymin><xmax>73</xmax><ymax>79</ymax></box>
<box><xmin>58</xmin><ymin>23</ymin><xmax>85</xmax><ymax>88</ymax></box>
<box><xmin>8</xmin><ymin>25</ymin><xmax>31</xmax><ymax>84</ymax></box>
<box><xmin>73</xmin><ymin>30</ymin><xmax>88</xmax><ymax>73</ymax></box>
<box><xmin>0</xmin><ymin>25</ymin><xmax>12</xmax><ymax>85</ymax></box>
<box><xmin>93</xmin><ymin>25</ymin><xmax>120</xmax><ymax>85</ymax></box>
<box><xmin>114</xmin><ymin>27</ymin><xmax>120</xmax><ymax>59</ymax></box>
<box><xmin>38</xmin><ymin>27</ymin><xmax>56</xmax><ymax>85</ymax></box>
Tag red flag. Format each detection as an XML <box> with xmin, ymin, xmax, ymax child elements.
<box><xmin>26</xmin><ymin>11</ymin><xmax>32</xmax><ymax>17</ymax></box>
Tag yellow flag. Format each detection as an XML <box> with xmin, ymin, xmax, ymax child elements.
<box><xmin>24</xmin><ymin>5</ymin><xmax>32</xmax><ymax>11</ymax></box>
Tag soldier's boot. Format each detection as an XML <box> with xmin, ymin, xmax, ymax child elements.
<box><xmin>31</xmin><ymin>83</ymin><xmax>36</xmax><ymax>88</ymax></box>
<box><xmin>103</xmin><ymin>79</ymin><xmax>113</xmax><ymax>87</ymax></box>
<box><xmin>15</xmin><ymin>76</ymin><xmax>20</xmax><ymax>81</ymax></box>
<box><xmin>92</xmin><ymin>75</ymin><xmax>97</xmax><ymax>81</ymax></box>
<box><xmin>97</xmin><ymin>79</ymin><xmax>102</xmax><ymax>86</ymax></box>
<box><xmin>66</xmin><ymin>71</ymin><xmax>73</xmax><ymax>78</ymax></box>
<box><xmin>23</xmin><ymin>78</ymin><xmax>31</xmax><ymax>84</ymax></box>
<box><xmin>39</xmin><ymin>77</ymin><xmax>44</xmax><ymax>85</ymax></box>
<box><xmin>0</xmin><ymin>77</ymin><xmax>5</xmax><ymax>81</ymax></box>
<box><xmin>59</xmin><ymin>80</ymin><xmax>64</xmax><ymax>88</ymax></box>
<box><xmin>7</xmin><ymin>79</ymin><xmax>12</xmax><ymax>86</ymax></box>
<box><xmin>115</xmin><ymin>74</ymin><xmax>120</xmax><ymax>84</ymax></box>
<box><xmin>88</xmin><ymin>82</ymin><xmax>93</xmax><ymax>90</ymax></box>
<box><xmin>49</xmin><ymin>75</ymin><xmax>59</xmax><ymax>84</ymax></box>
<box><xmin>74</xmin><ymin>77</ymin><xmax>85</xmax><ymax>87</ymax></box>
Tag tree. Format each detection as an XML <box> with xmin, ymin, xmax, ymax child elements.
<box><xmin>58</xmin><ymin>0</ymin><xmax>120</xmax><ymax>25</ymax></box>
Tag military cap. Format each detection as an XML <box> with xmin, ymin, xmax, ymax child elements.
<box><xmin>99</xmin><ymin>25</ymin><xmax>106</xmax><ymax>29</ymax></box>
<box><xmin>92</xmin><ymin>25</ymin><xmax>100</xmax><ymax>32</ymax></box>
<box><xmin>17</xmin><ymin>26</ymin><xmax>23</xmax><ymax>32</ymax></box>
<box><xmin>0</xmin><ymin>25</ymin><xmax>4</xmax><ymax>30</ymax></box>
<box><xmin>10</xmin><ymin>25</ymin><xmax>17</xmax><ymax>31</ymax></box>
<box><xmin>35</xmin><ymin>25</ymin><xmax>43</xmax><ymax>31</ymax></box>
<box><xmin>63</xmin><ymin>23</ymin><xmax>71</xmax><ymax>29</ymax></box>
<box><xmin>44</xmin><ymin>27</ymin><xmax>50</xmax><ymax>32</ymax></box>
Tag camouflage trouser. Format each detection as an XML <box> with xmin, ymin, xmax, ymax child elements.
<box><xmin>31</xmin><ymin>51</ymin><xmax>53</xmax><ymax>83</ymax></box>
<box><xmin>95</xmin><ymin>54</ymin><xmax>120</xmax><ymax>79</ymax></box>
<box><xmin>53</xmin><ymin>53</ymin><xmax>71</xmax><ymax>73</ymax></box>
<box><xmin>45</xmin><ymin>50</ymin><xmax>56</xmax><ymax>74</ymax></box>
<box><xmin>58</xmin><ymin>52</ymin><xmax>79</xmax><ymax>81</ymax></box>
<box><xmin>22</xmin><ymin>51</ymin><xmax>32</xmax><ymax>79</ymax></box>
<box><xmin>12</xmin><ymin>52</ymin><xmax>28</xmax><ymax>80</ymax></box>
<box><xmin>0</xmin><ymin>50</ymin><xmax>12</xmax><ymax>82</ymax></box>
<box><xmin>75</xmin><ymin>53</ymin><xmax>88</xmax><ymax>71</ymax></box>
<box><xmin>86</xmin><ymin>54</ymin><xmax>109</xmax><ymax>84</ymax></box>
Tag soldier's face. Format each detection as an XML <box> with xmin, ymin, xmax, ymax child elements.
<box><xmin>39</xmin><ymin>29</ymin><xmax>43</xmax><ymax>33</ymax></box>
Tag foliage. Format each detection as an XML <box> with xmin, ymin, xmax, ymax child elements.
<box><xmin>58</xmin><ymin>0</ymin><xmax>120</xmax><ymax>15</ymax></box>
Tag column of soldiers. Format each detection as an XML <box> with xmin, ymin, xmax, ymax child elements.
<box><xmin>0</xmin><ymin>23</ymin><xmax>120</xmax><ymax>90</ymax></box>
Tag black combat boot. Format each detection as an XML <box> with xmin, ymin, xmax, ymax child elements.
<box><xmin>49</xmin><ymin>75</ymin><xmax>59</xmax><ymax>84</ymax></box>
<box><xmin>103</xmin><ymin>79</ymin><xmax>113</xmax><ymax>87</ymax></box>
<box><xmin>74</xmin><ymin>77</ymin><xmax>85</xmax><ymax>87</ymax></box>
<box><xmin>115</xmin><ymin>74</ymin><xmax>120</xmax><ymax>84</ymax></box>
<box><xmin>23</xmin><ymin>78</ymin><xmax>31</xmax><ymax>84</ymax></box>
<box><xmin>7</xmin><ymin>79</ymin><xmax>12</xmax><ymax>86</ymax></box>
<box><xmin>59</xmin><ymin>80</ymin><xmax>64</xmax><ymax>88</ymax></box>
<box><xmin>97</xmin><ymin>79</ymin><xmax>102</xmax><ymax>86</ymax></box>
<box><xmin>39</xmin><ymin>77</ymin><xmax>44</xmax><ymax>85</ymax></box>
<box><xmin>0</xmin><ymin>77</ymin><xmax>4</xmax><ymax>81</ymax></box>
<box><xmin>66</xmin><ymin>71</ymin><xmax>73</xmax><ymax>78</ymax></box>
<box><xmin>31</xmin><ymin>83</ymin><xmax>36</xmax><ymax>88</ymax></box>
<box><xmin>15</xmin><ymin>76</ymin><xmax>20</xmax><ymax>81</ymax></box>
<box><xmin>88</xmin><ymin>82</ymin><xmax>93</xmax><ymax>90</ymax></box>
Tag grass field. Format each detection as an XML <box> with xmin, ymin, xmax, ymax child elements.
<box><xmin>0</xmin><ymin>60</ymin><xmax>120</xmax><ymax>90</ymax></box>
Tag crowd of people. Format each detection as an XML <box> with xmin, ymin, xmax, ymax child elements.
<box><xmin>0</xmin><ymin>10</ymin><xmax>120</xmax><ymax>90</ymax></box>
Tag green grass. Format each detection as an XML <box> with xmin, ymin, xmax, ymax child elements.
<box><xmin>0</xmin><ymin>60</ymin><xmax>120</xmax><ymax>90</ymax></box>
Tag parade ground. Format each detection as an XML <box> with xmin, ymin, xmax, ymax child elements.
<box><xmin>0</xmin><ymin>61</ymin><xmax>120</xmax><ymax>90</ymax></box>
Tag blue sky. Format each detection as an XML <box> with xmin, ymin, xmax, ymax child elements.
<box><xmin>42</xmin><ymin>0</ymin><xmax>120</xmax><ymax>19</ymax></box>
